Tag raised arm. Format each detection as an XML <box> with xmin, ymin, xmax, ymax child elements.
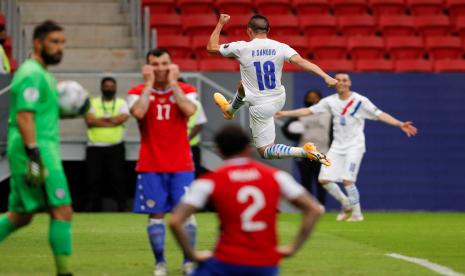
<box><xmin>168</xmin><ymin>64</ymin><xmax>197</xmax><ymax>117</ymax></box>
<box><xmin>289</xmin><ymin>54</ymin><xmax>337</xmax><ymax>87</ymax></box>
<box><xmin>275</xmin><ymin>108</ymin><xmax>313</xmax><ymax>119</ymax></box>
<box><xmin>377</xmin><ymin>112</ymin><xmax>418</xmax><ymax>137</ymax></box>
<box><xmin>207</xmin><ymin>14</ymin><xmax>230</xmax><ymax>54</ymax></box>
<box><xmin>130</xmin><ymin>65</ymin><xmax>155</xmax><ymax>120</ymax></box>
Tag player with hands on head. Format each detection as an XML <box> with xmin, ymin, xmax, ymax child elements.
<box><xmin>206</xmin><ymin>14</ymin><xmax>337</xmax><ymax>166</ymax></box>
<box><xmin>276</xmin><ymin>72</ymin><xmax>418</xmax><ymax>222</ymax></box>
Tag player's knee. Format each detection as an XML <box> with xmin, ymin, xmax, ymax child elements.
<box><xmin>342</xmin><ymin>180</ymin><xmax>353</xmax><ymax>186</ymax></box>
<box><xmin>8</xmin><ymin>212</ymin><xmax>33</xmax><ymax>227</ymax></box>
<box><xmin>149</xmin><ymin>213</ymin><xmax>164</xmax><ymax>219</ymax></box>
<box><xmin>319</xmin><ymin>180</ymin><xmax>330</xmax><ymax>185</ymax></box>
<box><xmin>51</xmin><ymin>205</ymin><xmax>73</xmax><ymax>221</ymax></box>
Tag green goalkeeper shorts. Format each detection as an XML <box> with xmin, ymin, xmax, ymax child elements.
<box><xmin>8</xmin><ymin>169</ymin><xmax>72</xmax><ymax>213</ymax></box>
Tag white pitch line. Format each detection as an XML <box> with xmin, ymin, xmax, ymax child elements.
<box><xmin>386</xmin><ymin>253</ymin><xmax>464</xmax><ymax>276</ymax></box>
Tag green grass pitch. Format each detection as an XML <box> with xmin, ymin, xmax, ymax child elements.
<box><xmin>0</xmin><ymin>212</ymin><xmax>464</xmax><ymax>275</ymax></box>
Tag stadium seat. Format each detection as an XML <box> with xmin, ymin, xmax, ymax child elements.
<box><xmin>394</xmin><ymin>59</ymin><xmax>433</xmax><ymax>72</ymax></box>
<box><xmin>283</xmin><ymin>62</ymin><xmax>303</xmax><ymax>71</ymax></box>
<box><xmin>338</xmin><ymin>15</ymin><xmax>376</xmax><ymax>36</ymax></box>
<box><xmin>378</xmin><ymin>15</ymin><xmax>416</xmax><ymax>38</ymax></box>
<box><xmin>279</xmin><ymin>35</ymin><xmax>310</xmax><ymax>57</ymax></box>
<box><xmin>455</xmin><ymin>16</ymin><xmax>465</xmax><ymax>43</ymax></box>
<box><xmin>447</xmin><ymin>0</ymin><xmax>465</xmax><ymax>20</ymax></box>
<box><xmin>216</xmin><ymin>0</ymin><xmax>255</xmax><ymax>15</ymax></box>
<box><xmin>192</xmin><ymin>35</ymin><xmax>228</xmax><ymax>59</ymax></box>
<box><xmin>330</xmin><ymin>0</ymin><xmax>369</xmax><ymax>15</ymax></box>
<box><xmin>227</xmin><ymin>34</ymin><xmax>250</xmax><ymax>42</ymax></box>
<box><xmin>173</xmin><ymin>58</ymin><xmax>199</xmax><ymax>71</ymax></box>
<box><xmin>299</xmin><ymin>15</ymin><xmax>338</xmax><ymax>36</ymax></box>
<box><xmin>182</xmin><ymin>14</ymin><xmax>218</xmax><ymax>36</ymax></box>
<box><xmin>150</xmin><ymin>14</ymin><xmax>182</xmax><ymax>35</ymax></box>
<box><xmin>156</xmin><ymin>35</ymin><xmax>192</xmax><ymax>59</ymax></box>
<box><xmin>414</xmin><ymin>15</ymin><xmax>452</xmax><ymax>38</ymax></box>
<box><xmin>199</xmin><ymin>59</ymin><xmax>239</xmax><ymax>71</ymax></box>
<box><xmin>255</xmin><ymin>0</ymin><xmax>293</xmax><ymax>14</ymax></box>
<box><xmin>293</xmin><ymin>0</ymin><xmax>331</xmax><ymax>15</ymax></box>
<box><xmin>348</xmin><ymin>36</ymin><xmax>385</xmax><ymax>59</ymax></box>
<box><xmin>434</xmin><ymin>59</ymin><xmax>465</xmax><ymax>71</ymax></box>
<box><xmin>223</xmin><ymin>15</ymin><xmax>252</xmax><ymax>36</ymax></box>
<box><xmin>426</xmin><ymin>36</ymin><xmax>463</xmax><ymax>60</ymax></box>
<box><xmin>385</xmin><ymin>37</ymin><xmax>425</xmax><ymax>60</ymax></box>
<box><xmin>142</xmin><ymin>0</ymin><xmax>176</xmax><ymax>15</ymax></box>
<box><xmin>370</xmin><ymin>0</ymin><xmax>406</xmax><ymax>17</ymax></box>
<box><xmin>313</xmin><ymin>59</ymin><xmax>355</xmax><ymax>71</ymax></box>
<box><xmin>407</xmin><ymin>0</ymin><xmax>444</xmax><ymax>15</ymax></box>
<box><xmin>267</xmin><ymin>15</ymin><xmax>301</xmax><ymax>36</ymax></box>
<box><xmin>178</xmin><ymin>0</ymin><xmax>216</xmax><ymax>14</ymax></box>
<box><xmin>355</xmin><ymin>59</ymin><xmax>394</xmax><ymax>71</ymax></box>
<box><xmin>309</xmin><ymin>36</ymin><xmax>347</xmax><ymax>60</ymax></box>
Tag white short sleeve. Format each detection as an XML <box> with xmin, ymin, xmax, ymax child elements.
<box><xmin>359</xmin><ymin>96</ymin><xmax>382</xmax><ymax>120</ymax></box>
<box><xmin>309</xmin><ymin>97</ymin><xmax>331</xmax><ymax>114</ymax></box>
<box><xmin>127</xmin><ymin>95</ymin><xmax>139</xmax><ymax>110</ymax></box>
<box><xmin>274</xmin><ymin>171</ymin><xmax>305</xmax><ymax>200</ymax></box>
<box><xmin>181</xmin><ymin>179</ymin><xmax>214</xmax><ymax>208</ymax></box>
<box><xmin>118</xmin><ymin>99</ymin><xmax>130</xmax><ymax>115</ymax></box>
<box><xmin>195</xmin><ymin>102</ymin><xmax>208</xmax><ymax>125</ymax></box>
<box><xmin>281</xmin><ymin>43</ymin><xmax>298</xmax><ymax>61</ymax></box>
<box><xmin>219</xmin><ymin>41</ymin><xmax>244</xmax><ymax>58</ymax></box>
<box><xmin>186</xmin><ymin>93</ymin><xmax>197</xmax><ymax>104</ymax></box>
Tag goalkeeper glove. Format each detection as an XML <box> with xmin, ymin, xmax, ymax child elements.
<box><xmin>24</xmin><ymin>145</ymin><xmax>48</xmax><ymax>186</ymax></box>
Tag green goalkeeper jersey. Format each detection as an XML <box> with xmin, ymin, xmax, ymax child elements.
<box><xmin>7</xmin><ymin>59</ymin><xmax>62</xmax><ymax>175</ymax></box>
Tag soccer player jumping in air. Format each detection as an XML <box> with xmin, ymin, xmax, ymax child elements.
<box><xmin>207</xmin><ymin>14</ymin><xmax>337</xmax><ymax>165</ymax></box>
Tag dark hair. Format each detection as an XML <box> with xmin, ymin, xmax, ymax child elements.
<box><xmin>101</xmin><ymin>76</ymin><xmax>116</xmax><ymax>87</ymax></box>
<box><xmin>33</xmin><ymin>20</ymin><xmax>63</xmax><ymax>40</ymax></box>
<box><xmin>247</xmin><ymin>15</ymin><xmax>269</xmax><ymax>34</ymax></box>
<box><xmin>146</xmin><ymin>48</ymin><xmax>171</xmax><ymax>63</ymax></box>
<box><xmin>214</xmin><ymin>124</ymin><xmax>251</xmax><ymax>158</ymax></box>
<box><xmin>304</xmin><ymin>89</ymin><xmax>322</xmax><ymax>101</ymax></box>
<box><xmin>0</xmin><ymin>25</ymin><xmax>5</xmax><ymax>32</ymax></box>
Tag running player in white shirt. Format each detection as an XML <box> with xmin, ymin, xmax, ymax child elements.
<box><xmin>206</xmin><ymin>14</ymin><xmax>337</xmax><ymax>165</ymax></box>
<box><xmin>276</xmin><ymin>72</ymin><xmax>418</xmax><ymax>221</ymax></box>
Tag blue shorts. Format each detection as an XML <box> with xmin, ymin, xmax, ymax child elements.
<box><xmin>133</xmin><ymin>171</ymin><xmax>194</xmax><ymax>214</ymax></box>
<box><xmin>192</xmin><ymin>258</ymin><xmax>279</xmax><ymax>276</ymax></box>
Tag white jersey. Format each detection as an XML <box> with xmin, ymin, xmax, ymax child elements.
<box><xmin>309</xmin><ymin>92</ymin><xmax>383</xmax><ymax>154</ymax></box>
<box><xmin>219</xmin><ymin>38</ymin><xmax>298</xmax><ymax>106</ymax></box>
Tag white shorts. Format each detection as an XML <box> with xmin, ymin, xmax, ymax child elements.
<box><xmin>318</xmin><ymin>149</ymin><xmax>364</xmax><ymax>183</ymax></box>
<box><xmin>249</xmin><ymin>94</ymin><xmax>286</xmax><ymax>148</ymax></box>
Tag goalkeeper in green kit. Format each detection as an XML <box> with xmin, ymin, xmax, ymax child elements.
<box><xmin>0</xmin><ymin>21</ymin><xmax>79</xmax><ymax>276</ymax></box>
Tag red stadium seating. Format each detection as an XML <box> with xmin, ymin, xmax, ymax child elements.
<box><xmin>330</xmin><ymin>0</ymin><xmax>369</xmax><ymax>15</ymax></box>
<box><xmin>174</xmin><ymin>58</ymin><xmax>199</xmax><ymax>71</ymax></box>
<box><xmin>338</xmin><ymin>15</ymin><xmax>376</xmax><ymax>36</ymax></box>
<box><xmin>223</xmin><ymin>15</ymin><xmax>250</xmax><ymax>35</ymax></box>
<box><xmin>267</xmin><ymin>15</ymin><xmax>301</xmax><ymax>36</ymax></box>
<box><xmin>309</xmin><ymin>36</ymin><xmax>347</xmax><ymax>60</ymax></box>
<box><xmin>156</xmin><ymin>35</ymin><xmax>192</xmax><ymax>58</ymax></box>
<box><xmin>299</xmin><ymin>15</ymin><xmax>338</xmax><ymax>36</ymax></box>
<box><xmin>142</xmin><ymin>0</ymin><xmax>176</xmax><ymax>15</ymax></box>
<box><xmin>314</xmin><ymin>59</ymin><xmax>355</xmax><ymax>71</ymax></box>
<box><xmin>178</xmin><ymin>0</ymin><xmax>216</xmax><ymax>14</ymax></box>
<box><xmin>370</xmin><ymin>0</ymin><xmax>406</xmax><ymax>17</ymax></box>
<box><xmin>378</xmin><ymin>15</ymin><xmax>416</xmax><ymax>38</ymax></box>
<box><xmin>293</xmin><ymin>0</ymin><xmax>331</xmax><ymax>15</ymax></box>
<box><xmin>216</xmin><ymin>0</ymin><xmax>254</xmax><ymax>15</ymax></box>
<box><xmin>192</xmin><ymin>35</ymin><xmax>228</xmax><ymax>59</ymax></box>
<box><xmin>254</xmin><ymin>0</ymin><xmax>293</xmax><ymax>15</ymax></box>
<box><xmin>227</xmin><ymin>34</ymin><xmax>250</xmax><ymax>42</ymax></box>
<box><xmin>394</xmin><ymin>59</ymin><xmax>433</xmax><ymax>72</ymax></box>
<box><xmin>414</xmin><ymin>15</ymin><xmax>452</xmax><ymax>38</ymax></box>
<box><xmin>277</xmin><ymin>35</ymin><xmax>310</xmax><ymax>57</ymax></box>
<box><xmin>407</xmin><ymin>0</ymin><xmax>444</xmax><ymax>15</ymax></box>
<box><xmin>283</xmin><ymin>62</ymin><xmax>303</xmax><ymax>71</ymax></box>
<box><xmin>434</xmin><ymin>59</ymin><xmax>465</xmax><ymax>71</ymax></box>
<box><xmin>150</xmin><ymin>14</ymin><xmax>182</xmax><ymax>35</ymax></box>
<box><xmin>355</xmin><ymin>59</ymin><xmax>394</xmax><ymax>71</ymax></box>
<box><xmin>182</xmin><ymin>14</ymin><xmax>218</xmax><ymax>36</ymax></box>
<box><xmin>455</xmin><ymin>16</ymin><xmax>465</xmax><ymax>42</ymax></box>
<box><xmin>348</xmin><ymin>36</ymin><xmax>385</xmax><ymax>59</ymax></box>
<box><xmin>199</xmin><ymin>59</ymin><xmax>239</xmax><ymax>71</ymax></box>
<box><xmin>447</xmin><ymin>0</ymin><xmax>465</xmax><ymax>19</ymax></box>
<box><xmin>385</xmin><ymin>37</ymin><xmax>425</xmax><ymax>60</ymax></box>
<box><xmin>426</xmin><ymin>36</ymin><xmax>463</xmax><ymax>60</ymax></box>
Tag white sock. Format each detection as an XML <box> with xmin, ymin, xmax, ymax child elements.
<box><xmin>263</xmin><ymin>144</ymin><xmax>305</xmax><ymax>159</ymax></box>
<box><xmin>226</xmin><ymin>91</ymin><xmax>245</xmax><ymax>115</ymax></box>
<box><xmin>322</xmin><ymin>182</ymin><xmax>350</xmax><ymax>207</ymax></box>
<box><xmin>344</xmin><ymin>184</ymin><xmax>361</xmax><ymax>215</ymax></box>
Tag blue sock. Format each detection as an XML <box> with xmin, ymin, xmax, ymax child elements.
<box><xmin>183</xmin><ymin>223</ymin><xmax>196</xmax><ymax>263</ymax></box>
<box><xmin>147</xmin><ymin>219</ymin><xmax>166</xmax><ymax>264</ymax></box>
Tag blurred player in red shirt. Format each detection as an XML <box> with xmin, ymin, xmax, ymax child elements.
<box><xmin>127</xmin><ymin>48</ymin><xmax>197</xmax><ymax>276</ymax></box>
<box><xmin>169</xmin><ymin>124</ymin><xmax>324</xmax><ymax>275</ymax></box>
